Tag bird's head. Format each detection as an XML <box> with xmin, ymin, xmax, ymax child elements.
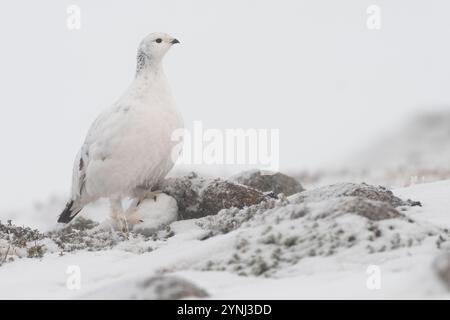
<box><xmin>136</xmin><ymin>32</ymin><xmax>180</xmax><ymax>73</ymax></box>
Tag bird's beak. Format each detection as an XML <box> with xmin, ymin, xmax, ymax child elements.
<box><xmin>170</xmin><ymin>38</ymin><xmax>180</xmax><ymax>45</ymax></box>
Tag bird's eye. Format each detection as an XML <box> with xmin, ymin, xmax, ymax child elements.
<box><xmin>155</xmin><ymin>38</ymin><xmax>162</xmax><ymax>43</ymax></box>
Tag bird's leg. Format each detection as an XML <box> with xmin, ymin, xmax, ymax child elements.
<box><xmin>123</xmin><ymin>198</ymin><xmax>144</xmax><ymax>226</ymax></box>
<box><xmin>119</xmin><ymin>189</ymin><xmax>164</xmax><ymax>228</ymax></box>
<box><xmin>110</xmin><ymin>198</ymin><xmax>129</xmax><ymax>233</ymax></box>
<box><xmin>121</xmin><ymin>189</ymin><xmax>164</xmax><ymax>226</ymax></box>
<box><xmin>124</xmin><ymin>190</ymin><xmax>162</xmax><ymax>223</ymax></box>
<box><xmin>110</xmin><ymin>198</ymin><xmax>123</xmax><ymax>221</ymax></box>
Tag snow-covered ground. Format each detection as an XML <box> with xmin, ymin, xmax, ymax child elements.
<box><xmin>0</xmin><ymin>179</ymin><xmax>449</xmax><ymax>299</ymax></box>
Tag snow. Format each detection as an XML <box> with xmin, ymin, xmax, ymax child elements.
<box><xmin>394</xmin><ymin>180</ymin><xmax>450</xmax><ymax>229</ymax></box>
<box><xmin>0</xmin><ymin>181</ymin><xmax>450</xmax><ymax>299</ymax></box>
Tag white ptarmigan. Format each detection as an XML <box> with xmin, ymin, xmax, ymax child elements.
<box><xmin>58</xmin><ymin>33</ymin><xmax>183</xmax><ymax>226</ymax></box>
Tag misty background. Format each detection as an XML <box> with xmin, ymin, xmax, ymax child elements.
<box><xmin>1</xmin><ymin>0</ymin><xmax>450</xmax><ymax>213</ymax></box>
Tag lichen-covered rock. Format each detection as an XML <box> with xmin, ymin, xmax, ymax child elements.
<box><xmin>434</xmin><ymin>253</ymin><xmax>450</xmax><ymax>290</ymax></box>
<box><xmin>231</xmin><ymin>170</ymin><xmax>305</xmax><ymax>196</ymax></box>
<box><xmin>158</xmin><ymin>173</ymin><xmax>268</xmax><ymax>219</ymax></box>
<box><xmin>294</xmin><ymin>182</ymin><xmax>421</xmax><ymax>207</ymax></box>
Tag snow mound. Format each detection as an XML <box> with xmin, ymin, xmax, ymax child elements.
<box><xmin>193</xmin><ymin>184</ymin><xmax>448</xmax><ymax>277</ymax></box>
<box><xmin>295</xmin><ymin>182</ymin><xmax>421</xmax><ymax>207</ymax></box>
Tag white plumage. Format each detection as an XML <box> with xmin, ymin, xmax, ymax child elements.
<box><xmin>58</xmin><ymin>32</ymin><xmax>183</xmax><ymax>226</ymax></box>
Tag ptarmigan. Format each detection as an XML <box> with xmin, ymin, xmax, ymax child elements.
<box><xmin>58</xmin><ymin>32</ymin><xmax>183</xmax><ymax>228</ymax></box>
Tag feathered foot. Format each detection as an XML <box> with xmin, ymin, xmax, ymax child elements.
<box><xmin>134</xmin><ymin>189</ymin><xmax>163</xmax><ymax>206</ymax></box>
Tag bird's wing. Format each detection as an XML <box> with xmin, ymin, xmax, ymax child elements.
<box><xmin>71</xmin><ymin>145</ymin><xmax>88</xmax><ymax>199</ymax></box>
<box><xmin>70</xmin><ymin>104</ymin><xmax>126</xmax><ymax>199</ymax></box>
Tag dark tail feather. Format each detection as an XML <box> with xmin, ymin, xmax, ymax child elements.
<box><xmin>58</xmin><ymin>200</ymin><xmax>83</xmax><ymax>223</ymax></box>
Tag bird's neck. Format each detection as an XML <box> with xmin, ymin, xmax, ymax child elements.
<box><xmin>135</xmin><ymin>64</ymin><xmax>165</xmax><ymax>82</ymax></box>
<box><xmin>128</xmin><ymin>60</ymin><xmax>170</xmax><ymax>102</ymax></box>
<box><xmin>135</xmin><ymin>65</ymin><xmax>167</xmax><ymax>95</ymax></box>
<box><xmin>130</xmin><ymin>50</ymin><xmax>171</xmax><ymax>99</ymax></box>
<box><xmin>135</xmin><ymin>50</ymin><xmax>163</xmax><ymax>78</ymax></box>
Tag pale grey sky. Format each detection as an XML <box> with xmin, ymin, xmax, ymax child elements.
<box><xmin>1</xmin><ymin>0</ymin><xmax>450</xmax><ymax>211</ymax></box>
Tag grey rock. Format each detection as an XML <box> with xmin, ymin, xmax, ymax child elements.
<box><xmin>231</xmin><ymin>170</ymin><xmax>305</xmax><ymax>196</ymax></box>
<box><xmin>83</xmin><ymin>275</ymin><xmax>209</xmax><ymax>299</ymax></box>
<box><xmin>199</xmin><ymin>180</ymin><xmax>267</xmax><ymax>218</ymax></box>
<box><xmin>434</xmin><ymin>252</ymin><xmax>450</xmax><ymax>290</ymax></box>
<box><xmin>158</xmin><ymin>173</ymin><xmax>268</xmax><ymax>219</ymax></box>
<box><xmin>157</xmin><ymin>172</ymin><xmax>204</xmax><ymax>219</ymax></box>
<box><xmin>136</xmin><ymin>275</ymin><xmax>209</xmax><ymax>300</ymax></box>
